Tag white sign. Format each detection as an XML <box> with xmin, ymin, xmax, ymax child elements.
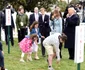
<box><xmin>80</xmin><ymin>23</ymin><xmax>85</xmax><ymax>43</ymax></box>
<box><xmin>5</xmin><ymin>9</ymin><xmax>11</xmax><ymax>26</ymax></box>
<box><xmin>74</xmin><ymin>26</ymin><xmax>84</xmax><ymax>63</ymax></box>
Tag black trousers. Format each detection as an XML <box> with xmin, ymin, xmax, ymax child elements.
<box><xmin>18</xmin><ymin>28</ymin><xmax>28</xmax><ymax>42</ymax></box>
<box><xmin>41</xmin><ymin>38</ymin><xmax>45</xmax><ymax>56</ymax></box>
<box><xmin>0</xmin><ymin>27</ymin><xmax>1</xmax><ymax>41</ymax></box>
<box><xmin>68</xmin><ymin>48</ymin><xmax>74</xmax><ymax>59</ymax></box>
<box><xmin>59</xmin><ymin>42</ymin><xmax>62</xmax><ymax>58</ymax></box>
<box><xmin>0</xmin><ymin>51</ymin><xmax>4</xmax><ymax>68</ymax></box>
<box><xmin>4</xmin><ymin>26</ymin><xmax>14</xmax><ymax>46</ymax></box>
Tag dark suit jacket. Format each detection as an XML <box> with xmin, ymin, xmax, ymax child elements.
<box><xmin>39</xmin><ymin>14</ymin><xmax>51</xmax><ymax>37</ymax></box>
<box><xmin>29</xmin><ymin>13</ymin><xmax>40</xmax><ymax>27</ymax></box>
<box><xmin>63</xmin><ymin>14</ymin><xmax>80</xmax><ymax>48</ymax></box>
<box><xmin>0</xmin><ymin>11</ymin><xmax>4</xmax><ymax>28</ymax></box>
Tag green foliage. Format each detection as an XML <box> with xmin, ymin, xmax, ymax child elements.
<box><xmin>0</xmin><ymin>0</ymin><xmax>57</xmax><ymax>11</ymax></box>
<box><xmin>57</xmin><ymin>1</ymin><xmax>68</xmax><ymax>12</ymax></box>
<box><xmin>70</xmin><ymin>0</ymin><xmax>79</xmax><ymax>4</ymax></box>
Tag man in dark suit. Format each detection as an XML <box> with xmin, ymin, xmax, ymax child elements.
<box><xmin>2</xmin><ymin>4</ymin><xmax>15</xmax><ymax>46</ymax></box>
<box><xmin>29</xmin><ymin>7</ymin><xmax>40</xmax><ymax>27</ymax></box>
<box><xmin>39</xmin><ymin>8</ymin><xmax>51</xmax><ymax>57</ymax></box>
<box><xmin>0</xmin><ymin>11</ymin><xmax>4</xmax><ymax>41</ymax></box>
<box><xmin>63</xmin><ymin>7</ymin><xmax>80</xmax><ymax>60</ymax></box>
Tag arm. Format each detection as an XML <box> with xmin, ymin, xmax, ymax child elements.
<box><xmin>59</xmin><ymin>18</ymin><xmax>62</xmax><ymax>33</ymax></box>
<box><xmin>0</xmin><ymin>42</ymin><xmax>3</xmax><ymax>51</ymax></box>
<box><xmin>66</xmin><ymin>14</ymin><xmax>80</xmax><ymax>26</ymax></box>
<box><xmin>25</xmin><ymin>14</ymin><xmax>29</xmax><ymax>27</ymax></box>
<box><xmin>29</xmin><ymin>14</ymin><xmax>33</xmax><ymax>27</ymax></box>
<box><xmin>16</xmin><ymin>15</ymin><xmax>20</xmax><ymax>30</ymax></box>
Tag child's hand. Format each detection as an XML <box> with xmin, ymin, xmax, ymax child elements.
<box><xmin>56</xmin><ymin>60</ymin><xmax>60</xmax><ymax>64</ymax></box>
<box><xmin>56</xmin><ymin>59</ymin><xmax>60</xmax><ymax>64</ymax></box>
<box><xmin>2</xmin><ymin>51</ymin><xmax>4</xmax><ymax>55</ymax></box>
<box><xmin>41</xmin><ymin>36</ymin><xmax>45</xmax><ymax>38</ymax></box>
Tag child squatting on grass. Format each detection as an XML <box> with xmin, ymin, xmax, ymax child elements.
<box><xmin>19</xmin><ymin>34</ymin><xmax>38</xmax><ymax>62</ymax></box>
<box><xmin>43</xmin><ymin>33</ymin><xmax>67</xmax><ymax>70</ymax></box>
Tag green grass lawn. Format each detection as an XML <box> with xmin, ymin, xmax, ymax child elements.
<box><xmin>2</xmin><ymin>39</ymin><xmax>85</xmax><ymax>70</ymax></box>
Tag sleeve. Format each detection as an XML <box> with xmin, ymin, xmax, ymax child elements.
<box><xmin>54</xmin><ymin>42</ymin><xmax>60</xmax><ymax>61</ymax></box>
<box><xmin>16</xmin><ymin>15</ymin><xmax>19</xmax><ymax>30</ymax></box>
<box><xmin>11</xmin><ymin>16</ymin><xmax>15</xmax><ymax>28</ymax></box>
<box><xmin>25</xmin><ymin>14</ymin><xmax>29</xmax><ymax>26</ymax></box>
<box><xmin>29</xmin><ymin>14</ymin><xmax>33</xmax><ymax>27</ymax></box>
<box><xmin>59</xmin><ymin>18</ymin><xmax>62</xmax><ymax>33</ymax></box>
<box><xmin>66</xmin><ymin>14</ymin><xmax>80</xmax><ymax>26</ymax></box>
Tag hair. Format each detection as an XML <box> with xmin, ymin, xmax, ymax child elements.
<box><xmin>34</xmin><ymin>7</ymin><xmax>38</xmax><ymax>11</ymax></box>
<box><xmin>61</xmin><ymin>33</ymin><xmax>67</xmax><ymax>42</ymax></box>
<box><xmin>30</xmin><ymin>21</ymin><xmax>39</xmax><ymax>31</ymax></box>
<box><xmin>18</xmin><ymin>5</ymin><xmax>24</xmax><ymax>11</ymax></box>
<box><xmin>53</xmin><ymin>10</ymin><xmax>60</xmax><ymax>17</ymax></box>
<box><xmin>30</xmin><ymin>34</ymin><xmax>38</xmax><ymax>41</ymax></box>
<box><xmin>40</xmin><ymin>7</ymin><xmax>46</xmax><ymax>11</ymax></box>
<box><xmin>68</xmin><ymin>7</ymin><xmax>76</xmax><ymax>13</ymax></box>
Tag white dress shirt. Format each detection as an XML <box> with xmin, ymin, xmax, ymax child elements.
<box><xmin>34</xmin><ymin>13</ymin><xmax>39</xmax><ymax>21</ymax></box>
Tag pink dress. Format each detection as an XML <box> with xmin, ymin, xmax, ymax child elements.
<box><xmin>19</xmin><ymin>38</ymin><xmax>32</xmax><ymax>53</ymax></box>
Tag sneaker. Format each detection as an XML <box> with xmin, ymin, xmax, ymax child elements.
<box><xmin>27</xmin><ymin>56</ymin><xmax>32</xmax><ymax>61</ymax></box>
<box><xmin>48</xmin><ymin>67</ymin><xmax>54</xmax><ymax>70</ymax></box>
<box><xmin>5</xmin><ymin>69</ymin><xmax>8</xmax><ymax>70</ymax></box>
<box><xmin>34</xmin><ymin>56</ymin><xmax>39</xmax><ymax>60</ymax></box>
<box><xmin>20</xmin><ymin>59</ymin><xmax>25</xmax><ymax>62</ymax></box>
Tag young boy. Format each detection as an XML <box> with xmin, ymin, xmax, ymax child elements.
<box><xmin>43</xmin><ymin>33</ymin><xmax>67</xmax><ymax>70</ymax></box>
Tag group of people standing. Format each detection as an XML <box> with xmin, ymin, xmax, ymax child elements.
<box><xmin>0</xmin><ymin>3</ymin><xmax>80</xmax><ymax>70</ymax></box>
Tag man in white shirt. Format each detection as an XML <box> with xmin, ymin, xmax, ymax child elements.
<box><xmin>43</xmin><ymin>33</ymin><xmax>67</xmax><ymax>70</ymax></box>
<box><xmin>29</xmin><ymin>7</ymin><xmax>40</xmax><ymax>27</ymax></box>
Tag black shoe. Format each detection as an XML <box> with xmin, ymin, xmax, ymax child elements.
<box><xmin>69</xmin><ymin>57</ymin><xmax>74</xmax><ymax>60</ymax></box>
<box><xmin>42</xmin><ymin>55</ymin><xmax>46</xmax><ymax>57</ymax></box>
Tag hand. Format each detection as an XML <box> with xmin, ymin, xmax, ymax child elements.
<box><xmin>41</xmin><ymin>36</ymin><xmax>45</xmax><ymax>38</ymax></box>
<box><xmin>52</xmin><ymin>15</ymin><xmax>55</xmax><ymax>19</ymax></box>
<box><xmin>56</xmin><ymin>59</ymin><xmax>60</xmax><ymax>64</ymax></box>
<box><xmin>2</xmin><ymin>51</ymin><xmax>4</xmax><ymax>55</ymax></box>
<box><xmin>66</xmin><ymin>14</ymin><xmax>70</xmax><ymax>18</ymax></box>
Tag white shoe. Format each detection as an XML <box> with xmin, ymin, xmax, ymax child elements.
<box><xmin>48</xmin><ymin>67</ymin><xmax>54</xmax><ymax>70</ymax></box>
<box><xmin>35</xmin><ymin>56</ymin><xmax>39</xmax><ymax>60</ymax></box>
<box><xmin>27</xmin><ymin>56</ymin><xmax>32</xmax><ymax>61</ymax></box>
<box><xmin>20</xmin><ymin>59</ymin><xmax>25</xmax><ymax>62</ymax></box>
<box><xmin>5</xmin><ymin>69</ymin><xmax>8</xmax><ymax>70</ymax></box>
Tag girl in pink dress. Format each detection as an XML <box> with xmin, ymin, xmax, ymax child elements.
<box><xmin>19</xmin><ymin>34</ymin><xmax>38</xmax><ymax>62</ymax></box>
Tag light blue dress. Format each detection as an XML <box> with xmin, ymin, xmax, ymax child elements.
<box><xmin>50</xmin><ymin>17</ymin><xmax>62</xmax><ymax>34</ymax></box>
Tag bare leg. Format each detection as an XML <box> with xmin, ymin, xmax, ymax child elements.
<box><xmin>20</xmin><ymin>52</ymin><xmax>25</xmax><ymax>62</ymax></box>
<box><xmin>48</xmin><ymin>54</ymin><xmax>53</xmax><ymax>66</ymax></box>
<box><xmin>0</xmin><ymin>67</ymin><xmax>1</xmax><ymax>70</ymax></box>
<box><xmin>27</xmin><ymin>52</ymin><xmax>32</xmax><ymax>61</ymax></box>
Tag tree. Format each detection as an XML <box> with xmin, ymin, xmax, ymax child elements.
<box><xmin>0</xmin><ymin>0</ymin><xmax>67</xmax><ymax>12</ymax></box>
<box><xmin>0</xmin><ymin>0</ymin><xmax>57</xmax><ymax>11</ymax></box>
<box><xmin>57</xmin><ymin>0</ymin><xmax>67</xmax><ymax>12</ymax></box>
